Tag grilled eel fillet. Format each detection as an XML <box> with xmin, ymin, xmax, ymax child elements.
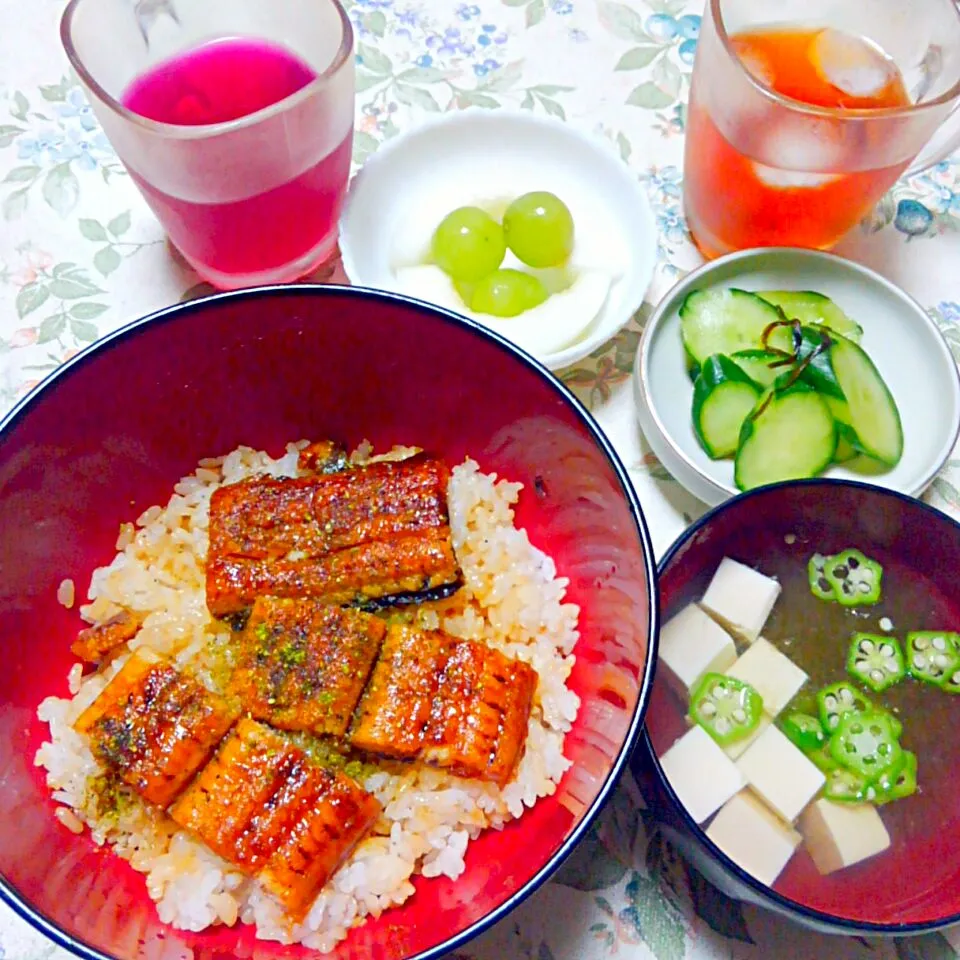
<box><xmin>350</xmin><ymin>625</ymin><xmax>538</xmax><ymax>786</ymax></box>
<box><xmin>227</xmin><ymin>598</ymin><xmax>386</xmax><ymax>737</ymax></box>
<box><xmin>71</xmin><ymin>609</ymin><xmax>142</xmax><ymax>664</ymax></box>
<box><xmin>73</xmin><ymin>649</ymin><xmax>238</xmax><ymax>808</ymax></box>
<box><xmin>206</xmin><ymin>453</ymin><xmax>462</xmax><ymax>618</ymax></box>
<box><xmin>169</xmin><ymin>718</ymin><xmax>381</xmax><ymax>920</ymax></box>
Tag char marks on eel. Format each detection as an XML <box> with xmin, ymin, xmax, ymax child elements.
<box><xmin>74</xmin><ymin>648</ymin><xmax>239</xmax><ymax>809</ymax></box>
<box><xmin>205</xmin><ymin>453</ymin><xmax>463</xmax><ymax>617</ymax></box>
<box><xmin>351</xmin><ymin>624</ymin><xmax>538</xmax><ymax>786</ymax></box>
<box><xmin>169</xmin><ymin>718</ymin><xmax>381</xmax><ymax>920</ymax></box>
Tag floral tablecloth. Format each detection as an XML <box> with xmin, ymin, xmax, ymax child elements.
<box><xmin>3</xmin><ymin>0</ymin><xmax>960</xmax><ymax>958</ymax></box>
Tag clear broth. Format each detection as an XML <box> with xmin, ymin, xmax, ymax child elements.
<box><xmin>653</xmin><ymin>528</ymin><xmax>960</xmax><ymax>924</ymax></box>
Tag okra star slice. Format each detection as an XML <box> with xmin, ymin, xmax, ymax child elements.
<box><xmin>823</xmin><ymin>757</ymin><xmax>916</xmax><ymax>806</ymax></box>
<box><xmin>874</xmin><ymin>750</ymin><xmax>918</xmax><ymax>805</ymax></box>
<box><xmin>943</xmin><ymin>663</ymin><xmax>960</xmax><ymax>695</ymax></box>
<box><xmin>808</xmin><ymin>553</ymin><xmax>837</xmax><ymax>602</ymax></box>
<box><xmin>688</xmin><ymin>672</ymin><xmax>764</xmax><ymax>746</ymax></box>
<box><xmin>829</xmin><ymin>710</ymin><xmax>903</xmax><ymax>781</ymax></box>
<box><xmin>905</xmin><ymin>631</ymin><xmax>960</xmax><ymax>686</ymax></box>
<box><xmin>781</xmin><ymin>711</ymin><xmax>827</xmax><ymax>752</ymax></box>
<box><xmin>823</xmin><ymin>766</ymin><xmax>870</xmax><ymax>804</ymax></box>
<box><xmin>847</xmin><ymin>633</ymin><xmax>906</xmax><ymax>693</ymax></box>
<box><xmin>823</xmin><ymin>549</ymin><xmax>883</xmax><ymax>607</ymax></box>
<box><xmin>817</xmin><ymin>681</ymin><xmax>873</xmax><ymax>734</ymax></box>
<box><xmin>806</xmin><ymin>743</ymin><xmax>840</xmax><ymax>774</ymax></box>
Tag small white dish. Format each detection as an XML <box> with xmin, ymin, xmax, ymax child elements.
<box><xmin>339</xmin><ymin>109</ymin><xmax>657</xmax><ymax>370</ymax></box>
<box><xmin>633</xmin><ymin>247</ymin><xmax>960</xmax><ymax>506</ymax></box>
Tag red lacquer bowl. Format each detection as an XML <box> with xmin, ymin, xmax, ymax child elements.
<box><xmin>636</xmin><ymin>480</ymin><xmax>960</xmax><ymax>936</ymax></box>
<box><xmin>0</xmin><ymin>286</ymin><xmax>657</xmax><ymax>960</ymax></box>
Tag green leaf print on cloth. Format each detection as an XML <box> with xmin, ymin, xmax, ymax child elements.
<box><xmin>685</xmin><ymin>862</ymin><xmax>754</xmax><ymax>944</ymax></box>
<box><xmin>620</xmin><ymin>870</ymin><xmax>688</xmax><ymax>960</ymax></box>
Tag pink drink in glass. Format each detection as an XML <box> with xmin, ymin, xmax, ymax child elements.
<box><xmin>61</xmin><ymin>0</ymin><xmax>355</xmax><ymax>290</ymax></box>
<box><xmin>121</xmin><ymin>38</ymin><xmax>352</xmax><ymax>283</ymax></box>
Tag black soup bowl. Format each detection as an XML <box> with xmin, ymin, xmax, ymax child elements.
<box><xmin>637</xmin><ymin>479</ymin><xmax>960</xmax><ymax>936</ymax></box>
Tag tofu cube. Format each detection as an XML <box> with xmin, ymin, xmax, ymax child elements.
<box><xmin>723</xmin><ymin>715</ymin><xmax>772</xmax><ymax>761</ymax></box>
<box><xmin>725</xmin><ymin>638</ymin><xmax>808</xmax><ymax>719</ymax></box>
<box><xmin>706</xmin><ymin>790</ymin><xmax>801</xmax><ymax>887</ymax></box>
<box><xmin>736</xmin><ymin>725</ymin><xmax>825</xmax><ymax>823</ymax></box>
<box><xmin>701</xmin><ymin>558</ymin><xmax>781</xmax><ymax>643</ymax></box>
<box><xmin>659</xmin><ymin>604</ymin><xmax>737</xmax><ymax>694</ymax></box>
<box><xmin>799</xmin><ymin>799</ymin><xmax>891</xmax><ymax>875</ymax></box>
<box><xmin>660</xmin><ymin>725</ymin><xmax>745</xmax><ymax>824</ymax></box>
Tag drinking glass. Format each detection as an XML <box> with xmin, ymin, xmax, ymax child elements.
<box><xmin>684</xmin><ymin>0</ymin><xmax>960</xmax><ymax>259</ymax></box>
<box><xmin>61</xmin><ymin>0</ymin><xmax>355</xmax><ymax>289</ymax></box>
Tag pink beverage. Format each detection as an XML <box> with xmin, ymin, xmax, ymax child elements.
<box><xmin>120</xmin><ymin>38</ymin><xmax>352</xmax><ymax>284</ymax></box>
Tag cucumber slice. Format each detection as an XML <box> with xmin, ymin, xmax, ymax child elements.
<box><xmin>735</xmin><ymin>379</ymin><xmax>838</xmax><ymax>491</ymax></box>
<box><xmin>757</xmin><ymin>290</ymin><xmax>864</xmax><ymax>343</ymax></box>
<box><xmin>692</xmin><ymin>355</ymin><xmax>762</xmax><ymax>459</ymax></box>
<box><xmin>680</xmin><ymin>289</ymin><xmax>783</xmax><ymax>370</ymax></box>
<box><xmin>729</xmin><ymin>349</ymin><xmax>786</xmax><ymax>388</ymax></box>
<box><xmin>829</xmin><ymin>336</ymin><xmax>903</xmax><ymax>466</ymax></box>
<box><xmin>825</xmin><ymin>395</ymin><xmax>853</xmax><ymax>425</ymax></box>
<box><xmin>792</xmin><ymin>327</ymin><xmax>902</xmax><ymax>465</ymax></box>
<box><xmin>827</xmin><ymin>399</ymin><xmax>881</xmax><ymax>461</ymax></box>
<box><xmin>834</xmin><ymin>423</ymin><xmax>859</xmax><ymax>463</ymax></box>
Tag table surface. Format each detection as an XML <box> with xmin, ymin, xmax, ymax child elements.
<box><xmin>3</xmin><ymin>0</ymin><xmax>960</xmax><ymax>958</ymax></box>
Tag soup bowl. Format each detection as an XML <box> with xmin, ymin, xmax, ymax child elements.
<box><xmin>0</xmin><ymin>285</ymin><xmax>658</xmax><ymax>960</ymax></box>
<box><xmin>636</xmin><ymin>479</ymin><xmax>960</xmax><ymax>936</ymax></box>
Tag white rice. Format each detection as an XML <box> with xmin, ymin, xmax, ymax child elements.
<box><xmin>34</xmin><ymin>443</ymin><xmax>581</xmax><ymax>950</ymax></box>
<box><xmin>57</xmin><ymin>578</ymin><xmax>75</xmax><ymax>609</ymax></box>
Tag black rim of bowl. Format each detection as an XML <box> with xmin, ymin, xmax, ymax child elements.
<box><xmin>0</xmin><ymin>283</ymin><xmax>661</xmax><ymax>960</ymax></box>
<box><xmin>642</xmin><ymin>476</ymin><xmax>960</xmax><ymax>936</ymax></box>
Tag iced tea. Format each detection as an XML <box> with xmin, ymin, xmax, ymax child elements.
<box><xmin>684</xmin><ymin>26</ymin><xmax>913</xmax><ymax>258</ymax></box>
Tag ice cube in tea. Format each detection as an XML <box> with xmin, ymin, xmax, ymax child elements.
<box><xmin>684</xmin><ymin>26</ymin><xmax>912</xmax><ymax>257</ymax></box>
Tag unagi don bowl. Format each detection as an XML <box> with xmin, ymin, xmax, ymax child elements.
<box><xmin>0</xmin><ymin>285</ymin><xmax>657</xmax><ymax>960</ymax></box>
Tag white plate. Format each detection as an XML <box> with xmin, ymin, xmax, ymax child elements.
<box><xmin>633</xmin><ymin>248</ymin><xmax>960</xmax><ymax>506</ymax></box>
<box><xmin>339</xmin><ymin>109</ymin><xmax>657</xmax><ymax>370</ymax></box>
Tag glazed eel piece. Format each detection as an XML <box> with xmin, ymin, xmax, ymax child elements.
<box><xmin>74</xmin><ymin>654</ymin><xmax>382</xmax><ymax>919</ymax></box>
<box><xmin>205</xmin><ymin>453</ymin><xmax>463</xmax><ymax>619</ymax></box>
<box><xmin>74</xmin><ymin>648</ymin><xmax>238</xmax><ymax>808</ymax></box>
<box><xmin>350</xmin><ymin>624</ymin><xmax>539</xmax><ymax>786</ymax></box>
<box><xmin>71</xmin><ymin>609</ymin><xmax>143</xmax><ymax>664</ymax></box>
<box><xmin>169</xmin><ymin>718</ymin><xmax>381</xmax><ymax>920</ymax></box>
<box><xmin>227</xmin><ymin>597</ymin><xmax>386</xmax><ymax>737</ymax></box>
<box><xmin>224</xmin><ymin>601</ymin><xmax>539</xmax><ymax>787</ymax></box>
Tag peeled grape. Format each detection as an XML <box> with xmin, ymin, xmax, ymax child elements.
<box><xmin>470</xmin><ymin>269</ymin><xmax>548</xmax><ymax>318</ymax></box>
<box><xmin>431</xmin><ymin>206</ymin><xmax>506</xmax><ymax>282</ymax></box>
<box><xmin>502</xmin><ymin>191</ymin><xmax>575</xmax><ymax>268</ymax></box>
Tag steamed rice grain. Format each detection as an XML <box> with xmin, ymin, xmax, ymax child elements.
<box><xmin>34</xmin><ymin>444</ymin><xmax>580</xmax><ymax>950</ymax></box>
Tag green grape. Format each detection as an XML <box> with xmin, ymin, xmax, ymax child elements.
<box><xmin>470</xmin><ymin>269</ymin><xmax>548</xmax><ymax>318</ymax></box>
<box><xmin>453</xmin><ymin>278</ymin><xmax>475</xmax><ymax>306</ymax></box>
<box><xmin>431</xmin><ymin>206</ymin><xmax>506</xmax><ymax>282</ymax></box>
<box><xmin>502</xmin><ymin>191</ymin><xmax>575</xmax><ymax>269</ymax></box>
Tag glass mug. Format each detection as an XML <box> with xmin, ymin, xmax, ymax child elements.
<box><xmin>684</xmin><ymin>0</ymin><xmax>960</xmax><ymax>259</ymax></box>
<box><xmin>61</xmin><ymin>0</ymin><xmax>355</xmax><ymax>289</ymax></box>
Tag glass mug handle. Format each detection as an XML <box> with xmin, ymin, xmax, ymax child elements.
<box><xmin>131</xmin><ymin>0</ymin><xmax>179</xmax><ymax>43</ymax></box>
<box><xmin>907</xmin><ymin>19</ymin><xmax>960</xmax><ymax>175</ymax></box>
<box><xmin>908</xmin><ymin>101</ymin><xmax>960</xmax><ymax>173</ymax></box>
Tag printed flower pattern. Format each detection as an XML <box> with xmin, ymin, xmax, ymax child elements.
<box><xmin>2</xmin><ymin>0</ymin><xmax>960</xmax><ymax>958</ymax></box>
<box><xmin>2</xmin><ymin>78</ymin><xmax>127</xmax><ymax>221</ymax></box>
